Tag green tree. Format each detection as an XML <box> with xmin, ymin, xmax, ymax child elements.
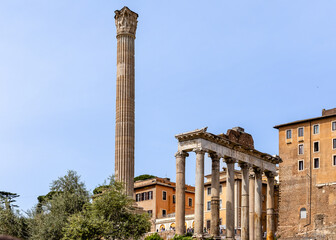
<box><xmin>63</xmin><ymin>178</ymin><xmax>151</xmax><ymax>240</ymax></box>
<box><xmin>29</xmin><ymin>170</ymin><xmax>89</xmax><ymax>240</ymax></box>
<box><xmin>0</xmin><ymin>191</ymin><xmax>30</xmax><ymax>239</ymax></box>
<box><xmin>134</xmin><ymin>174</ymin><xmax>156</xmax><ymax>182</ymax></box>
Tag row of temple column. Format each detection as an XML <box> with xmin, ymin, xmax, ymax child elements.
<box><xmin>175</xmin><ymin>150</ymin><xmax>276</xmax><ymax>240</ymax></box>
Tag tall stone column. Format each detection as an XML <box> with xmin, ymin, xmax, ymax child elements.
<box><xmin>249</xmin><ymin>170</ymin><xmax>255</xmax><ymax>240</ymax></box>
<box><xmin>266</xmin><ymin>172</ymin><xmax>275</xmax><ymax>240</ymax></box>
<box><xmin>254</xmin><ymin>168</ymin><xmax>263</xmax><ymax>240</ymax></box>
<box><xmin>194</xmin><ymin>148</ymin><xmax>206</xmax><ymax>239</ymax></box>
<box><xmin>210</xmin><ymin>153</ymin><xmax>220</xmax><ymax>239</ymax></box>
<box><xmin>176</xmin><ymin>151</ymin><xmax>188</xmax><ymax>235</ymax></box>
<box><xmin>114</xmin><ymin>7</ymin><xmax>138</xmax><ymax>197</ymax></box>
<box><xmin>225</xmin><ymin>157</ymin><xmax>235</xmax><ymax>240</ymax></box>
<box><xmin>239</xmin><ymin>163</ymin><xmax>250</xmax><ymax>240</ymax></box>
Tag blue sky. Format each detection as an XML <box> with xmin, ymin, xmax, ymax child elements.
<box><xmin>0</xmin><ymin>0</ymin><xmax>335</xmax><ymax>212</ymax></box>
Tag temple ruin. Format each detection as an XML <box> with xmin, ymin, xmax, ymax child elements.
<box><xmin>175</xmin><ymin>127</ymin><xmax>282</xmax><ymax>240</ymax></box>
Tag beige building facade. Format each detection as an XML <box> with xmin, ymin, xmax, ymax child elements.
<box><xmin>275</xmin><ymin>108</ymin><xmax>336</xmax><ymax>239</ymax></box>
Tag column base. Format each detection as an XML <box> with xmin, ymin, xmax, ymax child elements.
<box><xmin>192</xmin><ymin>233</ymin><xmax>204</xmax><ymax>239</ymax></box>
<box><xmin>212</xmin><ymin>236</ymin><xmax>221</xmax><ymax>240</ymax></box>
<box><xmin>225</xmin><ymin>237</ymin><xmax>235</xmax><ymax>240</ymax></box>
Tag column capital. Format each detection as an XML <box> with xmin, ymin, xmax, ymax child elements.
<box><xmin>115</xmin><ymin>7</ymin><xmax>138</xmax><ymax>38</ymax></box>
<box><xmin>208</xmin><ymin>152</ymin><xmax>220</xmax><ymax>161</ymax></box>
<box><xmin>265</xmin><ymin>171</ymin><xmax>277</xmax><ymax>178</ymax></box>
<box><xmin>253</xmin><ymin>167</ymin><xmax>263</xmax><ymax>177</ymax></box>
<box><xmin>224</xmin><ymin>156</ymin><xmax>236</xmax><ymax>164</ymax></box>
<box><xmin>193</xmin><ymin>148</ymin><xmax>206</xmax><ymax>155</ymax></box>
<box><xmin>175</xmin><ymin>151</ymin><xmax>189</xmax><ymax>158</ymax></box>
<box><xmin>238</xmin><ymin>161</ymin><xmax>250</xmax><ymax>169</ymax></box>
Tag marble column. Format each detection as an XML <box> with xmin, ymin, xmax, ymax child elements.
<box><xmin>239</xmin><ymin>163</ymin><xmax>250</xmax><ymax>240</ymax></box>
<box><xmin>210</xmin><ymin>153</ymin><xmax>220</xmax><ymax>239</ymax></box>
<box><xmin>194</xmin><ymin>148</ymin><xmax>206</xmax><ymax>239</ymax></box>
<box><xmin>225</xmin><ymin>157</ymin><xmax>235</xmax><ymax>240</ymax></box>
<box><xmin>249</xmin><ymin>171</ymin><xmax>255</xmax><ymax>240</ymax></box>
<box><xmin>176</xmin><ymin>151</ymin><xmax>188</xmax><ymax>235</ymax></box>
<box><xmin>266</xmin><ymin>172</ymin><xmax>275</xmax><ymax>240</ymax></box>
<box><xmin>254</xmin><ymin>168</ymin><xmax>263</xmax><ymax>240</ymax></box>
<box><xmin>114</xmin><ymin>7</ymin><xmax>138</xmax><ymax>197</ymax></box>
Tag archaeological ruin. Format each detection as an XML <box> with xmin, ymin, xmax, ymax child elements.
<box><xmin>175</xmin><ymin>127</ymin><xmax>282</xmax><ymax>240</ymax></box>
<box><xmin>114</xmin><ymin>7</ymin><xmax>138</xmax><ymax>197</ymax></box>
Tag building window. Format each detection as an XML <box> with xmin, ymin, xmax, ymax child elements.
<box><xmin>298</xmin><ymin>160</ymin><xmax>304</xmax><ymax>171</ymax></box>
<box><xmin>333</xmin><ymin>155</ymin><xmax>336</xmax><ymax>166</ymax></box>
<box><xmin>162</xmin><ymin>191</ymin><xmax>167</xmax><ymax>200</ymax></box>
<box><xmin>332</xmin><ymin>121</ymin><xmax>336</xmax><ymax>131</ymax></box>
<box><xmin>219</xmin><ymin>184</ymin><xmax>222</xmax><ymax>193</ymax></box>
<box><xmin>147</xmin><ymin>210</ymin><xmax>153</xmax><ymax>217</ymax></box>
<box><xmin>219</xmin><ymin>218</ymin><xmax>222</xmax><ymax>226</ymax></box>
<box><xmin>314</xmin><ymin>142</ymin><xmax>319</xmax><ymax>152</ymax></box>
<box><xmin>206</xmin><ymin>220</ymin><xmax>211</xmax><ymax>229</ymax></box>
<box><xmin>142</xmin><ymin>192</ymin><xmax>146</xmax><ymax>201</ymax></box>
<box><xmin>148</xmin><ymin>191</ymin><xmax>153</xmax><ymax>200</ymax></box>
<box><xmin>136</xmin><ymin>194</ymin><xmax>140</xmax><ymax>202</ymax></box>
<box><xmin>298</xmin><ymin>127</ymin><xmax>304</xmax><ymax>137</ymax></box>
<box><xmin>207</xmin><ymin>201</ymin><xmax>211</xmax><ymax>211</ymax></box>
<box><xmin>286</xmin><ymin>129</ymin><xmax>292</xmax><ymax>139</ymax></box>
<box><xmin>313</xmin><ymin>124</ymin><xmax>319</xmax><ymax>134</ymax></box>
<box><xmin>219</xmin><ymin>199</ymin><xmax>222</xmax><ymax>209</ymax></box>
<box><xmin>300</xmin><ymin>208</ymin><xmax>307</xmax><ymax>219</ymax></box>
<box><xmin>333</xmin><ymin>139</ymin><xmax>336</xmax><ymax>149</ymax></box>
<box><xmin>298</xmin><ymin>144</ymin><xmax>304</xmax><ymax>155</ymax></box>
<box><xmin>314</xmin><ymin>158</ymin><xmax>319</xmax><ymax>169</ymax></box>
<box><xmin>207</xmin><ymin>187</ymin><xmax>211</xmax><ymax>195</ymax></box>
<box><xmin>162</xmin><ymin>209</ymin><xmax>166</xmax><ymax>217</ymax></box>
<box><xmin>188</xmin><ymin>198</ymin><xmax>192</xmax><ymax>207</ymax></box>
<box><xmin>173</xmin><ymin>195</ymin><xmax>176</xmax><ymax>204</ymax></box>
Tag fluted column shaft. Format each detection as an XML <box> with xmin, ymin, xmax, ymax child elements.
<box><xmin>266</xmin><ymin>172</ymin><xmax>275</xmax><ymax>240</ymax></box>
<box><xmin>225</xmin><ymin>158</ymin><xmax>235</xmax><ymax>240</ymax></box>
<box><xmin>249</xmin><ymin>172</ymin><xmax>255</xmax><ymax>240</ymax></box>
<box><xmin>210</xmin><ymin>153</ymin><xmax>220</xmax><ymax>239</ymax></box>
<box><xmin>194</xmin><ymin>149</ymin><xmax>206</xmax><ymax>239</ymax></box>
<box><xmin>114</xmin><ymin>7</ymin><xmax>138</xmax><ymax>197</ymax></box>
<box><xmin>240</xmin><ymin>163</ymin><xmax>250</xmax><ymax>240</ymax></box>
<box><xmin>176</xmin><ymin>151</ymin><xmax>188</xmax><ymax>235</ymax></box>
<box><xmin>254</xmin><ymin>168</ymin><xmax>263</xmax><ymax>240</ymax></box>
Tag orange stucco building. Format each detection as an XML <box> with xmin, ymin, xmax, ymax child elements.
<box><xmin>134</xmin><ymin>177</ymin><xmax>195</xmax><ymax>231</ymax></box>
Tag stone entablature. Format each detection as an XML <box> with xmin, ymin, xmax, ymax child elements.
<box><xmin>176</xmin><ymin>127</ymin><xmax>281</xmax><ymax>172</ymax></box>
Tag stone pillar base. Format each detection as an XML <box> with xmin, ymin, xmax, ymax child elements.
<box><xmin>192</xmin><ymin>233</ymin><xmax>204</xmax><ymax>239</ymax></box>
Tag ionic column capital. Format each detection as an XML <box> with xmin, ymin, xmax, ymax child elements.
<box><xmin>208</xmin><ymin>152</ymin><xmax>220</xmax><ymax>161</ymax></box>
<box><xmin>224</xmin><ymin>156</ymin><xmax>236</xmax><ymax>164</ymax></box>
<box><xmin>238</xmin><ymin>162</ymin><xmax>251</xmax><ymax>169</ymax></box>
<box><xmin>193</xmin><ymin>148</ymin><xmax>206</xmax><ymax>155</ymax></box>
<box><xmin>253</xmin><ymin>167</ymin><xmax>263</xmax><ymax>177</ymax></box>
<box><xmin>265</xmin><ymin>171</ymin><xmax>277</xmax><ymax>178</ymax></box>
<box><xmin>175</xmin><ymin>151</ymin><xmax>189</xmax><ymax>158</ymax></box>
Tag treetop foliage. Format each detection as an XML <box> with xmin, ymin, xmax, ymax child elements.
<box><xmin>134</xmin><ymin>174</ymin><xmax>156</xmax><ymax>182</ymax></box>
<box><xmin>0</xmin><ymin>171</ymin><xmax>151</xmax><ymax>240</ymax></box>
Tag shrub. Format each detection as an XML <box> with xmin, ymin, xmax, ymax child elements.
<box><xmin>144</xmin><ymin>232</ymin><xmax>163</xmax><ymax>240</ymax></box>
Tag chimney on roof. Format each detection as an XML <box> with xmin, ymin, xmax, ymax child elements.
<box><xmin>322</xmin><ymin>108</ymin><xmax>336</xmax><ymax>116</ymax></box>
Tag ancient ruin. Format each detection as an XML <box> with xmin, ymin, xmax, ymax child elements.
<box><xmin>114</xmin><ymin>7</ymin><xmax>138</xmax><ymax>197</ymax></box>
<box><xmin>175</xmin><ymin>127</ymin><xmax>282</xmax><ymax>240</ymax></box>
